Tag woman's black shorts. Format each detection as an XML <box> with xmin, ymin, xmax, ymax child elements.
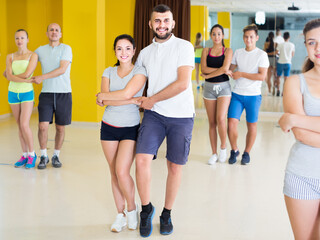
<box><xmin>100</xmin><ymin>121</ymin><xmax>140</xmax><ymax>141</ymax></box>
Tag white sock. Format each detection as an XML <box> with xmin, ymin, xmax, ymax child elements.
<box><xmin>40</xmin><ymin>149</ymin><xmax>47</xmax><ymax>157</ymax></box>
<box><xmin>28</xmin><ymin>151</ymin><xmax>35</xmax><ymax>157</ymax></box>
<box><xmin>53</xmin><ymin>149</ymin><xmax>60</xmax><ymax>157</ymax></box>
<box><xmin>23</xmin><ymin>152</ymin><xmax>28</xmax><ymax>158</ymax></box>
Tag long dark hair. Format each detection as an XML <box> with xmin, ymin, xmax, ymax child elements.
<box><xmin>210</xmin><ymin>24</ymin><xmax>225</xmax><ymax>47</ymax></box>
<box><xmin>113</xmin><ymin>34</ymin><xmax>136</xmax><ymax>66</ymax></box>
<box><xmin>266</xmin><ymin>31</ymin><xmax>274</xmax><ymax>52</ymax></box>
<box><xmin>302</xmin><ymin>18</ymin><xmax>320</xmax><ymax>72</ymax></box>
<box><xmin>195</xmin><ymin>32</ymin><xmax>202</xmax><ymax>46</ymax></box>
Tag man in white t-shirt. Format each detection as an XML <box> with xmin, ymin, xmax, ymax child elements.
<box><xmin>227</xmin><ymin>24</ymin><xmax>269</xmax><ymax>165</ymax></box>
<box><xmin>274</xmin><ymin>28</ymin><xmax>285</xmax><ymax>49</ymax></box>
<box><xmin>135</xmin><ymin>4</ymin><xmax>195</xmax><ymax>238</ymax></box>
<box><xmin>275</xmin><ymin>32</ymin><xmax>295</xmax><ymax>96</ymax></box>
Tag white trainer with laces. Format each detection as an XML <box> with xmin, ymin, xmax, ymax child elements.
<box><xmin>218</xmin><ymin>148</ymin><xmax>227</xmax><ymax>163</ymax></box>
<box><xmin>208</xmin><ymin>154</ymin><xmax>218</xmax><ymax>165</ymax></box>
<box><xmin>111</xmin><ymin>213</ymin><xmax>127</xmax><ymax>232</ymax></box>
<box><xmin>127</xmin><ymin>203</ymin><xmax>139</xmax><ymax>230</ymax></box>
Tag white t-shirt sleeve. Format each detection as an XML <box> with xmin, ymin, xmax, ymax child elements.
<box><xmin>61</xmin><ymin>45</ymin><xmax>72</xmax><ymax>62</ymax></box>
<box><xmin>259</xmin><ymin>51</ymin><xmax>269</xmax><ymax>68</ymax></box>
<box><xmin>177</xmin><ymin>42</ymin><xmax>195</xmax><ymax>68</ymax></box>
<box><xmin>276</xmin><ymin>43</ymin><xmax>283</xmax><ymax>51</ymax></box>
<box><xmin>102</xmin><ymin>67</ymin><xmax>112</xmax><ymax>78</ymax></box>
<box><xmin>231</xmin><ymin>49</ymin><xmax>238</xmax><ymax>65</ymax></box>
<box><xmin>133</xmin><ymin>66</ymin><xmax>147</xmax><ymax>77</ymax></box>
<box><xmin>34</xmin><ymin>46</ymin><xmax>42</xmax><ymax>61</ymax></box>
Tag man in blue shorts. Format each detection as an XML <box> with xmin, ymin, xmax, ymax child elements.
<box><xmin>227</xmin><ymin>24</ymin><xmax>269</xmax><ymax>165</ymax></box>
<box><xmin>275</xmin><ymin>32</ymin><xmax>295</xmax><ymax>96</ymax></box>
<box><xmin>135</xmin><ymin>4</ymin><xmax>195</xmax><ymax>237</ymax></box>
<box><xmin>33</xmin><ymin>23</ymin><xmax>72</xmax><ymax>169</ymax></box>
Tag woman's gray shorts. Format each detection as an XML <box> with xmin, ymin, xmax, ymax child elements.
<box><xmin>203</xmin><ymin>81</ymin><xmax>231</xmax><ymax>100</ymax></box>
<box><xmin>268</xmin><ymin>56</ymin><xmax>276</xmax><ymax>68</ymax></box>
<box><xmin>283</xmin><ymin>171</ymin><xmax>320</xmax><ymax>200</ymax></box>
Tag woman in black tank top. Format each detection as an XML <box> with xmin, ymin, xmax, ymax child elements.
<box><xmin>200</xmin><ymin>24</ymin><xmax>233</xmax><ymax>165</ymax></box>
<box><xmin>263</xmin><ymin>31</ymin><xmax>276</xmax><ymax>94</ymax></box>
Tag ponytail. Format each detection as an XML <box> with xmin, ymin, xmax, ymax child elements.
<box><xmin>302</xmin><ymin>58</ymin><xmax>314</xmax><ymax>73</ymax></box>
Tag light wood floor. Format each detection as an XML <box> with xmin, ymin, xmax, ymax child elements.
<box><xmin>0</xmin><ymin>83</ymin><xmax>294</xmax><ymax>239</ymax></box>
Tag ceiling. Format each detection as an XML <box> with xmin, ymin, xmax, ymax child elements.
<box><xmin>191</xmin><ymin>0</ymin><xmax>320</xmax><ymax>13</ymax></box>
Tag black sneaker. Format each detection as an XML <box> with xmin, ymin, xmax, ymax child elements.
<box><xmin>160</xmin><ymin>212</ymin><xmax>173</xmax><ymax>235</ymax></box>
<box><xmin>139</xmin><ymin>204</ymin><xmax>155</xmax><ymax>238</ymax></box>
<box><xmin>241</xmin><ymin>152</ymin><xmax>250</xmax><ymax>165</ymax></box>
<box><xmin>37</xmin><ymin>155</ymin><xmax>49</xmax><ymax>169</ymax></box>
<box><xmin>228</xmin><ymin>150</ymin><xmax>239</xmax><ymax>164</ymax></box>
<box><xmin>52</xmin><ymin>155</ymin><xmax>62</xmax><ymax>168</ymax></box>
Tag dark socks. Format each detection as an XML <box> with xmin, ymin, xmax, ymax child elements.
<box><xmin>141</xmin><ymin>202</ymin><xmax>152</xmax><ymax>214</ymax></box>
<box><xmin>161</xmin><ymin>207</ymin><xmax>171</xmax><ymax>219</ymax></box>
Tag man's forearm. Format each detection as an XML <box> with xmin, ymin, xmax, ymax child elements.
<box><xmin>41</xmin><ymin>67</ymin><xmax>66</xmax><ymax>80</ymax></box>
<box><xmin>240</xmin><ymin>72</ymin><xmax>265</xmax><ymax>81</ymax></box>
<box><xmin>150</xmin><ymin>80</ymin><xmax>188</xmax><ymax>103</ymax></box>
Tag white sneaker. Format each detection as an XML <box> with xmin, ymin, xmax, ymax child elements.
<box><xmin>218</xmin><ymin>148</ymin><xmax>227</xmax><ymax>163</ymax></box>
<box><xmin>111</xmin><ymin>213</ymin><xmax>127</xmax><ymax>232</ymax></box>
<box><xmin>208</xmin><ymin>154</ymin><xmax>218</xmax><ymax>165</ymax></box>
<box><xmin>127</xmin><ymin>203</ymin><xmax>139</xmax><ymax>230</ymax></box>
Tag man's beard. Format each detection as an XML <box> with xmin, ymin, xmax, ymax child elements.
<box><xmin>153</xmin><ymin>29</ymin><xmax>172</xmax><ymax>40</ymax></box>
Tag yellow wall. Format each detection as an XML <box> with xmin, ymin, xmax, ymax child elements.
<box><xmin>62</xmin><ymin>0</ymin><xmax>136</xmax><ymax>122</ymax></box>
<box><xmin>63</xmin><ymin>0</ymin><xmax>105</xmax><ymax>122</ymax></box>
<box><xmin>0</xmin><ymin>0</ymin><xmax>136</xmax><ymax>122</ymax></box>
<box><xmin>217</xmin><ymin>12</ymin><xmax>231</xmax><ymax>48</ymax></box>
<box><xmin>105</xmin><ymin>0</ymin><xmax>135</xmax><ymax>68</ymax></box>
<box><xmin>0</xmin><ymin>0</ymin><xmax>9</xmax><ymax>115</ymax></box>
<box><xmin>190</xmin><ymin>5</ymin><xmax>209</xmax><ymax>81</ymax></box>
<box><xmin>190</xmin><ymin>6</ymin><xmax>209</xmax><ymax>46</ymax></box>
<box><xmin>26</xmin><ymin>0</ymin><xmax>63</xmax><ymax>107</ymax></box>
<box><xmin>101</xmin><ymin>0</ymin><xmax>136</xmax><ymax>121</ymax></box>
<box><xmin>0</xmin><ymin>0</ymin><xmax>62</xmax><ymax>115</ymax></box>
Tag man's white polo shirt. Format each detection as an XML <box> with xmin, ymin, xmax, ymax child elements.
<box><xmin>136</xmin><ymin>34</ymin><xmax>195</xmax><ymax>118</ymax></box>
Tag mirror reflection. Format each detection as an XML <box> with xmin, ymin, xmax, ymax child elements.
<box><xmin>191</xmin><ymin>3</ymin><xmax>319</xmax><ymax>113</ymax></box>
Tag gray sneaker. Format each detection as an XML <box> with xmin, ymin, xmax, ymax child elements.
<box><xmin>52</xmin><ymin>155</ymin><xmax>62</xmax><ymax>168</ymax></box>
<box><xmin>37</xmin><ymin>155</ymin><xmax>49</xmax><ymax>169</ymax></box>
